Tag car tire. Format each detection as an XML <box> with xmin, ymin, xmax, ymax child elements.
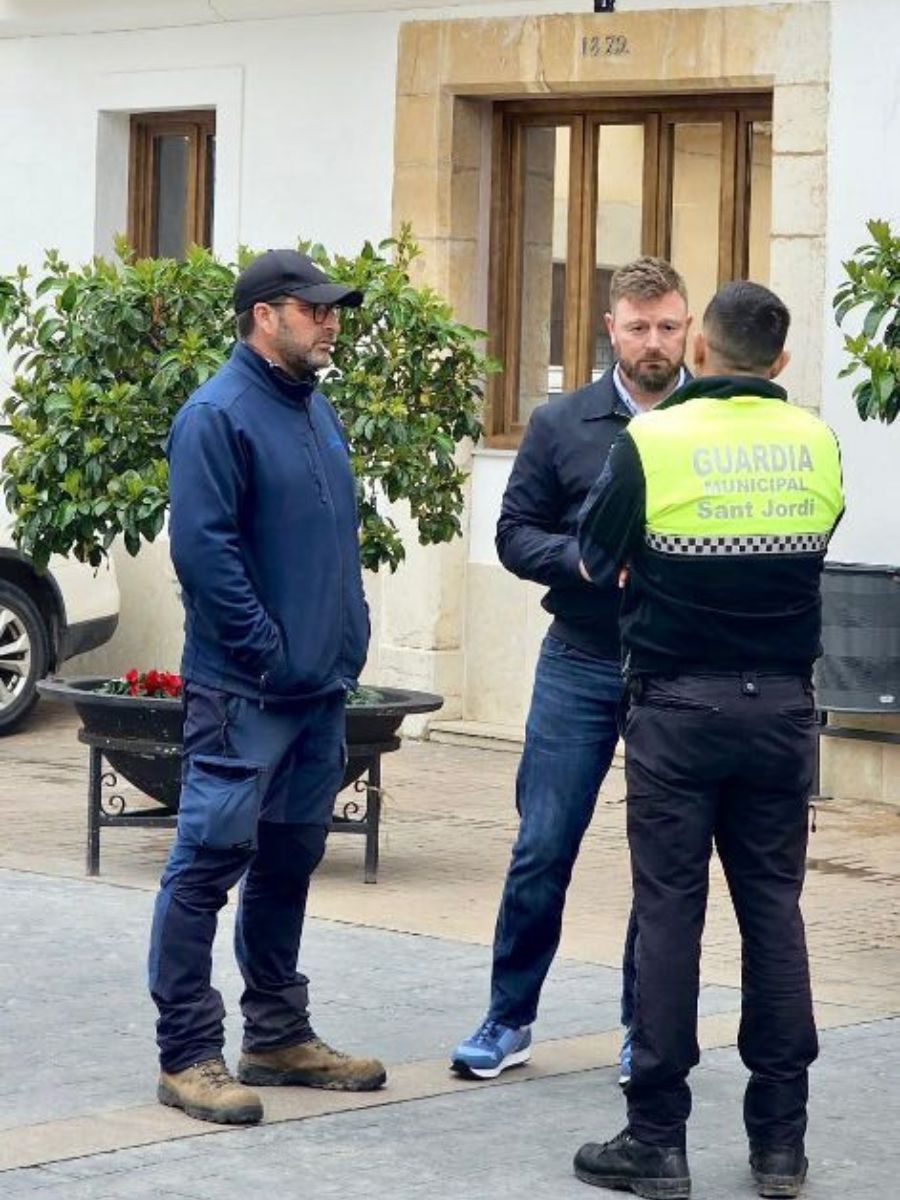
<box><xmin>0</xmin><ymin>580</ymin><xmax>51</xmax><ymax>735</ymax></box>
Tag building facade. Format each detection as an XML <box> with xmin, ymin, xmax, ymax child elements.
<box><xmin>1</xmin><ymin>0</ymin><xmax>898</xmax><ymax>797</ymax></box>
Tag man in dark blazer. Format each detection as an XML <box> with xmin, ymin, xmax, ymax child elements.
<box><xmin>451</xmin><ymin>258</ymin><xmax>692</xmax><ymax>1080</ymax></box>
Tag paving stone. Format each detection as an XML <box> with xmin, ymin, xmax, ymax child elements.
<box><xmin>4</xmin><ymin>1021</ymin><xmax>899</xmax><ymax>1199</ymax></box>
<box><xmin>0</xmin><ymin>702</ymin><xmax>898</xmax><ymax>1195</ymax></box>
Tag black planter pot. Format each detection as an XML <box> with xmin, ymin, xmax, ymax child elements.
<box><xmin>38</xmin><ymin>676</ymin><xmax>443</xmax><ymax>810</ymax></box>
<box><xmin>816</xmin><ymin>562</ymin><xmax>900</xmax><ymax>712</ymax></box>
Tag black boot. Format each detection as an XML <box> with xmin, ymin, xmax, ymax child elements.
<box><xmin>574</xmin><ymin>1129</ymin><xmax>691</xmax><ymax>1199</ymax></box>
<box><xmin>749</xmin><ymin>1144</ymin><xmax>808</xmax><ymax>1198</ymax></box>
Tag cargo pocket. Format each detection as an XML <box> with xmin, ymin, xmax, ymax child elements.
<box><xmin>178</xmin><ymin>755</ymin><xmax>267</xmax><ymax>851</ymax></box>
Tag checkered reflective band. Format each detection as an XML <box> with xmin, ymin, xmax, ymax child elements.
<box><xmin>645</xmin><ymin>531</ymin><xmax>830</xmax><ymax>556</ymax></box>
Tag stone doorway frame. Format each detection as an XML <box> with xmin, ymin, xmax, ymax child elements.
<box><xmin>393</xmin><ymin>2</ymin><xmax>829</xmax><ymax>411</ymax></box>
<box><xmin>381</xmin><ymin>3</ymin><xmax>829</xmax><ymax>722</ymax></box>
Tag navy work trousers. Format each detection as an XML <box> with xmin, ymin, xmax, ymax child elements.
<box><xmin>489</xmin><ymin>635</ymin><xmax>636</xmax><ymax>1027</ymax></box>
<box><xmin>148</xmin><ymin>683</ymin><xmax>345</xmax><ymax>1073</ymax></box>
<box><xmin>624</xmin><ymin>672</ymin><xmax>819</xmax><ymax>1150</ymax></box>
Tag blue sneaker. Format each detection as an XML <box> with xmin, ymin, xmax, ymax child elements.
<box><xmin>618</xmin><ymin>1027</ymin><xmax>633</xmax><ymax>1087</ymax></box>
<box><xmin>450</xmin><ymin>1018</ymin><xmax>532</xmax><ymax>1079</ymax></box>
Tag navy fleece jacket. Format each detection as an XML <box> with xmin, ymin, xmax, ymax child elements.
<box><xmin>167</xmin><ymin>341</ymin><xmax>369</xmax><ymax>702</ymax></box>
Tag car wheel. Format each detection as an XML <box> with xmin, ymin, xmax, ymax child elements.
<box><xmin>0</xmin><ymin>581</ymin><xmax>51</xmax><ymax>734</ymax></box>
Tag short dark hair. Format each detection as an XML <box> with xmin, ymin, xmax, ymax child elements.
<box><xmin>609</xmin><ymin>257</ymin><xmax>687</xmax><ymax>308</ymax></box>
<box><xmin>236</xmin><ymin>307</ymin><xmax>255</xmax><ymax>339</ymax></box>
<box><xmin>236</xmin><ymin>293</ymin><xmax>290</xmax><ymax>340</ymax></box>
<box><xmin>703</xmin><ymin>281</ymin><xmax>790</xmax><ymax>373</ymax></box>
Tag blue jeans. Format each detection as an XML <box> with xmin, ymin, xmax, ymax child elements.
<box><xmin>148</xmin><ymin>684</ymin><xmax>346</xmax><ymax>1073</ymax></box>
<box><xmin>490</xmin><ymin>634</ymin><xmax>637</xmax><ymax>1027</ymax></box>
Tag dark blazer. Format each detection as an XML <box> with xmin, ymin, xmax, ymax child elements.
<box><xmin>495</xmin><ymin>368</ymin><xmax>632</xmax><ymax>661</ymax></box>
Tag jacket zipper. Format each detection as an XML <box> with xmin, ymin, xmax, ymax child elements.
<box><xmin>306</xmin><ymin>403</ymin><xmax>346</xmax><ymax>680</ymax></box>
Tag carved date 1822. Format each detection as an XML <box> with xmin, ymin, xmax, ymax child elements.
<box><xmin>581</xmin><ymin>34</ymin><xmax>629</xmax><ymax>58</ymax></box>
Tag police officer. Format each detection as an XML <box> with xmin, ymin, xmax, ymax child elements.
<box><xmin>574</xmin><ymin>281</ymin><xmax>844</xmax><ymax>1199</ymax></box>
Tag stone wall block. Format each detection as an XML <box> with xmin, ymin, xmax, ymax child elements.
<box><xmin>441</xmin><ymin>17</ymin><xmax>542</xmax><ymax>94</ymax></box>
<box><xmin>451</xmin><ymin>96</ymin><xmax>487</xmax><ymax>172</ymax></box>
<box><xmin>767</xmin><ymin>3</ymin><xmax>830</xmax><ymax>86</ymax></box>
<box><xmin>769</xmin><ymin>234</ymin><xmax>827</xmax><ymax>411</ymax></box>
<box><xmin>820</xmin><ymin>737</ymin><xmax>884</xmax><ymax>806</ymax></box>
<box><xmin>393</xmin><ymin>92</ymin><xmax>442</xmax><ymax>169</ymax></box>
<box><xmin>463</xmin><ymin>563</ymin><xmax>531</xmax><ymax>727</ymax></box>
<box><xmin>392</xmin><ymin>163</ymin><xmax>449</xmax><ymax>240</ymax></box>
<box><xmin>376</xmin><ymin>643</ymin><xmax>464</xmax><ymax>726</ymax></box>
<box><xmin>771</xmin><ymin>152</ymin><xmax>827</xmax><ymax>238</ymax></box>
<box><xmin>880</xmin><ymin>740</ymin><xmax>900</xmax><ymax>807</ymax></box>
<box><xmin>773</xmin><ymin>83</ymin><xmax>829</xmax><ymax>155</ymax></box>
<box><xmin>397</xmin><ymin>21</ymin><xmax>443</xmax><ymax>97</ymax></box>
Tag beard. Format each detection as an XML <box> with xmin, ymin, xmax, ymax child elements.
<box><xmin>618</xmin><ymin>353</ymin><xmax>681</xmax><ymax>397</ymax></box>
<box><xmin>274</xmin><ymin>323</ymin><xmax>333</xmax><ymax>378</ymax></box>
<box><xmin>283</xmin><ymin>344</ymin><xmax>331</xmax><ymax>376</ymax></box>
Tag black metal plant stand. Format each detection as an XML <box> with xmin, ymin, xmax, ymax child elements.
<box><xmin>80</xmin><ymin>730</ymin><xmax>400</xmax><ymax>884</ymax></box>
<box><xmin>329</xmin><ymin>738</ymin><xmax>400</xmax><ymax>883</ymax></box>
<box><xmin>80</xmin><ymin>731</ymin><xmax>179</xmax><ymax>876</ymax></box>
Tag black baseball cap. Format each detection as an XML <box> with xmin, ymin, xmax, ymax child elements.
<box><xmin>233</xmin><ymin>249</ymin><xmax>363</xmax><ymax>314</ymax></box>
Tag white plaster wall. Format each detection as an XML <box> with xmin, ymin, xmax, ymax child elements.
<box><xmin>0</xmin><ymin>15</ymin><xmax>401</xmax><ymax>271</ymax></box>
<box><xmin>0</xmin><ymin>8</ymin><xmax>402</xmax><ymax>674</ymax></box>
<box><xmin>4</xmin><ymin>0</ymin><xmax>892</xmax><ymax>699</ymax></box>
<box><xmin>822</xmin><ymin>0</ymin><xmax>900</xmax><ymax>567</ymax></box>
<box><xmin>0</xmin><ymin>0</ymin><xmax>823</xmax><ymax>42</ymax></box>
<box><xmin>0</xmin><ymin>0</ymin><xmax>831</xmax><ymax>279</ymax></box>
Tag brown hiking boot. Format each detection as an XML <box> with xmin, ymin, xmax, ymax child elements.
<box><xmin>158</xmin><ymin>1057</ymin><xmax>263</xmax><ymax>1125</ymax></box>
<box><xmin>238</xmin><ymin>1036</ymin><xmax>387</xmax><ymax>1091</ymax></box>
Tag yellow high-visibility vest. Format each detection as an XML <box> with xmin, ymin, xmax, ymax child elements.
<box><xmin>628</xmin><ymin>395</ymin><xmax>844</xmax><ymax>556</ymax></box>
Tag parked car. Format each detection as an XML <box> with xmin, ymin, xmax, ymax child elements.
<box><xmin>1</xmin><ymin>430</ymin><xmax>120</xmax><ymax>733</ymax></box>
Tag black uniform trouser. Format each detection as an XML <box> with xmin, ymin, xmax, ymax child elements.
<box><xmin>623</xmin><ymin>672</ymin><xmax>819</xmax><ymax>1151</ymax></box>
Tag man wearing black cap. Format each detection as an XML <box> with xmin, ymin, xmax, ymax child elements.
<box><xmin>148</xmin><ymin>250</ymin><xmax>386</xmax><ymax>1126</ymax></box>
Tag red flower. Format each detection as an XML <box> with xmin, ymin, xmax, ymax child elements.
<box><xmin>109</xmin><ymin>668</ymin><xmax>184</xmax><ymax>700</ymax></box>
<box><xmin>159</xmin><ymin>671</ymin><xmax>182</xmax><ymax>698</ymax></box>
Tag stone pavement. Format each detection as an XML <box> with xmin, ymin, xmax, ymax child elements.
<box><xmin>0</xmin><ymin>701</ymin><xmax>899</xmax><ymax>1196</ymax></box>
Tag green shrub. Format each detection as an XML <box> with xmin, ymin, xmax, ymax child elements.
<box><xmin>833</xmin><ymin>217</ymin><xmax>900</xmax><ymax>424</ymax></box>
<box><xmin>0</xmin><ymin>227</ymin><xmax>494</xmax><ymax>571</ymax></box>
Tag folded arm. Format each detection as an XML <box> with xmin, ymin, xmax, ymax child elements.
<box><xmin>577</xmin><ymin>431</ymin><xmax>646</xmax><ymax>583</ymax></box>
